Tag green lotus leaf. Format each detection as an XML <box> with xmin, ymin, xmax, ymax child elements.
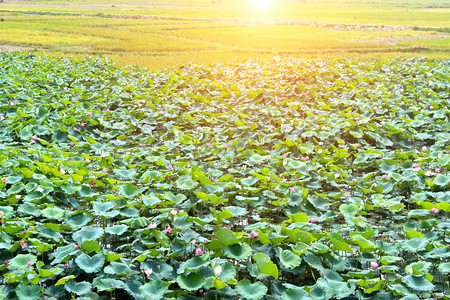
<box><xmin>163</xmin><ymin>191</ymin><xmax>187</xmax><ymax>203</ymax></box>
<box><xmin>115</xmin><ymin>168</ymin><xmax>137</xmax><ymax>179</ymax></box>
<box><xmin>329</xmin><ymin>233</ymin><xmax>353</xmax><ymax>253</ymax></box>
<box><xmin>61</xmin><ymin>183</ymin><xmax>82</xmax><ymax>195</ymax></box>
<box><xmin>66</xmin><ymin>213</ymin><xmax>92</xmax><ymax>229</ymax></box>
<box><xmin>402</xmin><ymin>238</ymin><xmax>428</xmax><ymax>252</ymax></box>
<box><xmin>143</xmin><ymin>261</ymin><xmax>174</xmax><ymax>281</ymax></box>
<box><xmin>279</xmin><ymin>250</ymin><xmax>302</xmax><ymax>270</ymax></box>
<box><xmin>235</xmin><ymin>279</ymin><xmax>267</xmax><ymax>300</ymax></box>
<box><xmin>433</xmin><ymin>175</ymin><xmax>450</xmax><ymax>186</ymax></box>
<box><xmin>339</xmin><ymin>204</ymin><xmax>359</xmax><ymax>216</ymax></box>
<box><xmin>92</xmin><ymin>201</ymin><xmax>115</xmax><ymax>213</ymax></box>
<box><xmin>437</xmin><ymin>262</ymin><xmax>450</xmax><ymax>273</ymax></box>
<box><xmin>142</xmin><ymin>195</ymin><xmax>160</xmax><ymax>207</ymax></box>
<box><xmin>38</xmin><ymin>225</ymin><xmax>62</xmax><ymax>242</ymax></box>
<box><xmin>41</xmin><ymin>207</ymin><xmax>65</xmax><ymax>220</ymax></box>
<box><xmin>75</xmin><ymin>253</ymin><xmax>105</xmax><ymax>273</ymax></box>
<box><xmin>104</xmin><ymin>261</ymin><xmax>133</xmax><ymax>276</ymax></box>
<box><xmin>18</xmin><ymin>203</ymin><xmax>41</xmax><ymax>217</ymax></box>
<box><xmin>178</xmin><ymin>257</ymin><xmax>208</xmax><ymax>274</ymax></box>
<box><xmin>119</xmin><ymin>183</ymin><xmax>139</xmax><ymax>198</ymax></box>
<box><xmin>405</xmin><ymin>261</ymin><xmax>432</xmax><ymax>275</ymax></box>
<box><xmin>73</xmin><ymin>226</ymin><xmax>104</xmax><ymax>244</ymax></box>
<box><xmin>400</xmin><ymin>295</ymin><xmax>420</xmax><ymax>300</ymax></box>
<box><xmin>7</xmin><ymin>183</ymin><xmax>25</xmax><ymax>195</ymax></box>
<box><xmin>6</xmin><ymin>175</ymin><xmax>23</xmax><ymax>185</ymax></box>
<box><xmin>402</xmin><ymin>275</ymin><xmax>434</xmax><ymax>292</ymax></box>
<box><xmin>281</xmin><ymin>286</ymin><xmax>309</xmax><ymax>300</ymax></box>
<box><xmin>64</xmin><ymin>280</ymin><xmax>92</xmax><ymax>295</ymax></box>
<box><xmin>105</xmin><ymin>224</ymin><xmax>128</xmax><ymax>236</ymax></box>
<box><xmin>176</xmin><ymin>273</ymin><xmax>206</xmax><ymax>291</ymax></box>
<box><xmin>217</xmin><ymin>262</ymin><xmax>237</xmax><ymax>282</ymax></box>
<box><xmin>55</xmin><ymin>275</ymin><xmax>76</xmax><ymax>286</ymax></box>
<box><xmin>215</xmin><ymin>228</ymin><xmax>239</xmax><ymax>246</ymax></box>
<box><xmin>80</xmin><ymin>240</ymin><xmax>101</xmax><ymax>253</ymax></box>
<box><xmin>253</xmin><ymin>252</ymin><xmax>279</xmax><ymax>279</ymax></box>
<box><xmin>287</xmin><ymin>212</ymin><xmax>309</xmax><ymax>223</ymax></box>
<box><xmin>49</xmin><ymin>245</ymin><xmax>79</xmax><ymax>265</ymax></box>
<box><xmin>241</xmin><ymin>176</ymin><xmax>259</xmax><ymax>186</ymax></box>
<box><xmin>175</xmin><ymin>175</ymin><xmax>198</xmax><ymax>190</ymax></box>
<box><xmin>8</xmin><ymin>254</ymin><xmax>37</xmax><ymax>270</ymax></box>
<box><xmin>138</xmin><ymin>280</ymin><xmax>167</xmax><ymax>300</ymax></box>
<box><xmin>387</xmin><ymin>283</ymin><xmax>413</xmax><ymax>296</ymax></box>
<box><xmin>94</xmin><ymin>278</ymin><xmax>125</xmax><ymax>292</ymax></box>
<box><xmin>16</xmin><ymin>284</ymin><xmax>42</xmax><ymax>300</ymax></box>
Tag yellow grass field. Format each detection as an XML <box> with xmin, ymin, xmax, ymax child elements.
<box><xmin>0</xmin><ymin>0</ymin><xmax>448</xmax><ymax>69</ymax></box>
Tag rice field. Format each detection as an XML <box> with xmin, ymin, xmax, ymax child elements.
<box><xmin>0</xmin><ymin>0</ymin><xmax>448</xmax><ymax>69</ymax></box>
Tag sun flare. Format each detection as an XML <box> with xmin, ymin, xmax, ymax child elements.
<box><xmin>251</xmin><ymin>0</ymin><xmax>273</xmax><ymax>11</ymax></box>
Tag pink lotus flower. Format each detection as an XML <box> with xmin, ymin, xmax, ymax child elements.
<box><xmin>148</xmin><ymin>223</ymin><xmax>157</xmax><ymax>229</ymax></box>
<box><xmin>381</xmin><ymin>174</ymin><xmax>388</xmax><ymax>179</ymax></box>
<box><xmin>318</xmin><ymin>149</ymin><xmax>323</xmax><ymax>154</ymax></box>
<box><xmin>64</xmin><ymin>263</ymin><xmax>68</xmax><ymax>268</ymax></box>
<box><xmin>4</xmin><ymin>260</ymin><xmax>7</xmax><ymax>265</ymax></box>
<box><xmin>323</xmin><ymin>203</ymin><xmax>328</xmax><ymax>209</ymax></box>
<box><xmin>20</xmin><ymin>241</ymin><xmax>28</xmax><ymax>249</ymax></box>
<box><xmin>194</xmin><ymin>247</ymin><xmax>204</xmax><ymax>255</ymax></box>
<box><xmin>31</xmin><ymin>135</ymin><xmax>38</xmax><ymax>140</ymax></box>
<box><xmin>412</xmin><ymin>163</ymin><xmax>420</xmax><ymax>168</ymax></box>
<box><xmin>1</xmin><ymin>177</ymin><xmax>7</xmax><ymax>183</ymax></box>
<box><xmin>171</xmin><ymin>209</ymin><xmax>177</xmax><ymax>215</ymax></box>
<box><xmin>431</xmin><ymin>208</ymin><xmax>439</xmax><ymax>214</ymax></box>
<box><xmin>434</xmin><ymin>168</ymin><xmax>440</xmax><ymax>173</ymax></box>
<box><xmin>27</xmin><ymin>261</ymin><xmax>32</xmax><ymax>266</ymax></box>
<box><xmin>370</xmin><ymin>261</ymin><xmax>378</xmax><ymax>268</ymax></box>
<box><xmin>89</xmin><ymin>181</ymin><xmax>95</xmax><ymax>186</ymax></box>
<box><xmin>73</xmin><ymin>127</ymin><xmax>77</xmax><ymax>131</ymax></box>
<box><xmin>165</xmin><ymin>226</ymin><xmax>172</xmax><ymax>233</ymax></box>
<box><xmin>223</xmin><ymin>144</ymin><xmax>229</xmax><ymax>149</ymax></box>
<box><xmin>74</xmin><ymin>244</ymin><xmax>80</xmax><ymax>249</ymax></box>
<box><xmin>36</xmin><ymin>187</ymin><xmax>44</xmax><ymax>193</ymax></box>
<box><xmin>15</xmin><ymin>194</ymin><xmax>21</xmax><ymax>199</ymax></box>
<box><xmin>87</xmin><ymin>112</ymin><xmax>93</xmax><ymax>116</ymax></box>
<box><xmin>168</xmin><ymin>164</ymin><xmax>174</xmax><ymax>170</ymax></box>
<box><xmin>351</xmin><ymin>178</ymin><xmax>358</xmax><ymax>183</ymax></box>
<box><xmin>102</xmin><ymin>168</ymin><xmax>107</xmax><ymax>173</ymax></box>
<box><xmin>144</xmin><ymin>268</ymin><xmax>153</xmax><ymax>276</ymax></box>
<box><xmin>289</xmin><ymin>187</ymin><xmax>296</xmax><ymax>193</ymax></box>
<box><xmin>250</xmin><ymin>230</ymin><xmax>259</xmax><ymax>239</ymax></box>
<box><xmin>165</xmin><ymin>175</ymin><xmax>171</xmax><ymax>180</ymax></box>
<box><xmin>334</xmin><ymin>173</ymin><xmax>340</xmax><ymax>179</ymax></box>
<box><xmin>309</xmin><ymin>217</ymin><xmax>316</xmax><ymax>223</ymax></box>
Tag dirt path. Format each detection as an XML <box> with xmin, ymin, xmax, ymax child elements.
<box><xmin>0</xmin><ymin>44</ymin><xmax>37</xmax><ymax>51</ymax></box>
<box><xmin>352</xmin><ymin>34</ymin><xmax>450</xmax><ymax>45</ymax></box>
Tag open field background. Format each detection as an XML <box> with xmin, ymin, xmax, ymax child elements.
<box><xmin>0</xmin><ymin>0</ymin><xmax>449</xmax><ymax>69</ymax></box>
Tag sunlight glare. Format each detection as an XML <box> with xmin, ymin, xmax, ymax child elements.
<box><xmin>251</xmin><ymin>0</ymin><xmax>273</xmax><ymax>11</ymax></box>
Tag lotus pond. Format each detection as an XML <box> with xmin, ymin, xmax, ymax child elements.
<box><xmin>0</xmin><ymin>52</ymin><xmax>449</xmax><ymax>299</ymax></box>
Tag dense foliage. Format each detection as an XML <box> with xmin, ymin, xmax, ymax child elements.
<box><xmin>0</xmin><ymin>52</ymin><xmax>448</xmax><ymax>299</ymax></box>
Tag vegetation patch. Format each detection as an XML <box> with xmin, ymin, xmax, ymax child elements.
<box><xmin>0</xmin><ymin>52</ymin><xmax>448</xmax><ymax>299</ymax></box>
